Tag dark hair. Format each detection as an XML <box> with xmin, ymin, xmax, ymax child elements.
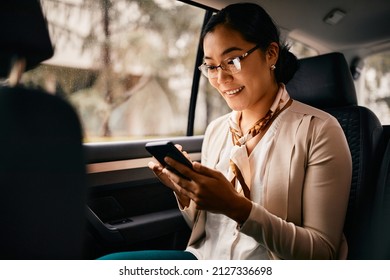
<box><xmin>201</xmin><ymin>3</ymin><xmax>298</xmax><ymax>84</ymax></box>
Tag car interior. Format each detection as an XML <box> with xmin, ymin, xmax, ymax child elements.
<box><xmin>1</xmin><ymin>0</ymin><xmax>390</xmax><ymax>260</ymax></box>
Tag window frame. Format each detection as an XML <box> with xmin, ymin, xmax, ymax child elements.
<box><xmin>186</xmin><ymin>8</ymin><xmax>214</xmax><ymax>136</ymax></box>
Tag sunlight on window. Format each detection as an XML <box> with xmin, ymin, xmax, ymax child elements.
<box><xmin>357</xmin><ymin>51</ymin><xmax>390</xmax><ymax>124</ymax></box>
<box><xmin>288</xmin><ymin>39</ymin><xmax>318</xmax><ymax>59</ymax></box>
<box><xmin>22</xmin><ymin>0</ymin><xmax>204</xmax><ymax>142</ymax></box>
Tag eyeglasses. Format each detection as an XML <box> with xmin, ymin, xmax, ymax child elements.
<box><xmin>198</xmin><ymin>45</ymin><xmax>260</xmax><ymax>79</ymax></box>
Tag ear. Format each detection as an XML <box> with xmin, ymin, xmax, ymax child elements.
<box><xmin>266</xmin><ymin>42</ymin><xmax>279</xmax><ymax>66</ymax></box>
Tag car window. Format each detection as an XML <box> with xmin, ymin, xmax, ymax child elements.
<box><xmin>288</xmin><ymin>39</ymin><xmax>318</xmax><ymax>59</ymax></box>
<box><xmin>21</xmin><ymin>1</ymin><xmax>319</xmax><ymax>140</ymax></box>
<box><xmin>21</xmin><ymin>0</ymin><xmax>205</xmax><ymax>142</ymax></box>
<box><xmin>356</xmin><ymin>51</ymin><xmax>390</xmax><ymax>124</ymax></box>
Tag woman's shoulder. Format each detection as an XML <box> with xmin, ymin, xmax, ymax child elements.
<box><xmin>288</xmin><ymin>100</ymin><xmax>338</xmax><ymax>124</ymax></box>
<box><xmin>286</xmin><ymin>100</ymin><xmax>345</xmax><ymax>139</ymax></box>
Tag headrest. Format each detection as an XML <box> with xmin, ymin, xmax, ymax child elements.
<box><xmin>0</xmin><ymin>0</ymin><xmax>54</xmax><ymax>78</ymax></box>
<box><xmin>286</xmin><ymin>52</ymin><xmax>358</xmax><ymax>108</ymax></box>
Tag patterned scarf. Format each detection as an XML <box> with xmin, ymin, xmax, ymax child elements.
<box><xmin>228</xmin><ymin>88</ymin><xmax>293</xmax><ymax>199</ymax></box>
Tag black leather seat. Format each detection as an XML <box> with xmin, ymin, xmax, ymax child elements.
<box><xmin>370</xmin><ymin>136</ymin><xmax>390</xmax><ymax>259</ymax></box>
<box><xmin>287</xmin><ymin>52</ymin><xmax>384</xmax><ymax>259</ymax></box>
<box><xmin>0</xmin><ymin>0</ymin><xmax>87</xmax><ymax>259</ymax></box>
<box><xmin>0</xmin><ymin>86</ymin><xmax>87</xmax><ymax>259</ymax></box>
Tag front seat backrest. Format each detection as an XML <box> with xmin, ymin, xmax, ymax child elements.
<box><xmin>0</xmin><ymin>0</ymin><xmax>53</xmax><ymax>78</ymax></box>
<box><xmin>0</xmin><ymin>0</ymin><xmax>87</xmax><ymax>259</ymax></box>
<box><xmin>0</xmin><ymin>86</ymin><xmax>87</xmax><ymax>259</ymax></box>
<box><xmin>287</xmin><ymin>52</ymin><xmax>384</xmax><ymax>259</ymax></box>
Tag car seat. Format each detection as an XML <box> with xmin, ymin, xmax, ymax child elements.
<box><xmin>0</xmin><ymin>0</ymin><xmax>87</xmax><ymax>259</ymax></box>
<box><xmin>286</xmin><ymin>52</ymin><xmax>384</xmax><ymax>259</ymax></box>
<box><xmin>370</xmin><ymin>135</ymin><xmax>390</xmax><ymax>259</ymax></box>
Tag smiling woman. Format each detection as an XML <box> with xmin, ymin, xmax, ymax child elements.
<box><xmin>1</xmin><ymin>0</ymin><xmax>389</xmax><ymax>266</ymax></box>
<box><xmin>98</xmin><ymin>2</ymin><xmax>352</xmax><ymax>260</ymax></box>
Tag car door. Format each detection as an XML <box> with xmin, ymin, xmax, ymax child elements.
<box><xmin>83</xmin><ymin>136</ymin><xmax>203</xmax><ymax>258</ymax></box>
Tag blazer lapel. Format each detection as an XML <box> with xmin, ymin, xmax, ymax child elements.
<box><xmin>263</xmin><ymin>102</ymin><xmax>311</xmax><ymax>224</ymax></box>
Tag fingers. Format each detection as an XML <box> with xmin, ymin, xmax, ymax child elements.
<box><xmin>148</xmin><ymin>160</ymin><xmax>163</xmax><ymax>174</ymax></box>
<box><xmin>148</xmin><ymin>160</ymin><xmax>180</xmax><ymax>191</ymax></box>
<box><xmin>192</xmin><ymin>161</ymin><xmax>221</xmax><ymax>178</ymax></box>
<box><xmin>149</xmin><ymin>156</ymin><xmax>198</xmax><ymax>205</ymax></box>
<box><xmin>174</xmin><ymin>144</ymin><xmax>183</xmax><ymax>151</ymax></box>
<box><xmin>162</xmin><ymin>167</ymin><xmax>196</xmax><ymax>199</ymax></box>
<box><xmin>164</xmin><ymin>157</ymin><xmax>222</xmax><ymax>184</ymax></box>
<box><xmin>148</xmin><ymin>160</ymin><xmax>160</xmax><ymax>169</ymax></box>
<box><xmin>164</xmin><ymin>156</ymin><xmax>195</xmax><ymax>180</ymax></box>
<box><xmin>162</xmin><ymin>165</ymin><xmax>189</xmax><ymax>185</ymax></box>
<box><xmin>182</xmin><ymin>150</ymin><xmax>191</xmax><ymax>161</ymax></box>
<box><xmin>174</xmin><ymin>144</ymin><xmax>192</xmax><ymax>161</ymax></box>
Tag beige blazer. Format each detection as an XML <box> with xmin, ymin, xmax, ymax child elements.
<box><xmin>181</xmin><ymin>100</ymin><xmax>352</xmax><ymax>259</ymax></box>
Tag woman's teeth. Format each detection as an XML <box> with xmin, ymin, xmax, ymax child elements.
<box><xmin>225</xmin><ymin>86</ymin><xmax>244</xmax><ymax>95</ymax></box>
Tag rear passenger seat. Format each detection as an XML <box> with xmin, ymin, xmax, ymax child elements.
<box><xmin>286</xmin><ymin>52</ymin><xmax>385</xmax><ymax>259</ymax></box>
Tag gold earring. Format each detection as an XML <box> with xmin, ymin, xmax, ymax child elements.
<box><xmin>270</xmin><ymin>64</ymin><xmax>276</xmax><ymax>70</ymax></box>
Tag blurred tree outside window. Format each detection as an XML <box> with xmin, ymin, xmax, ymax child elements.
<box><xmin>22</xmin><ymin>0</ymin><xmax>204</xmax><ymax>142</ymax></box>
<box><xmin>288</xmin><ymin>39</ymin><xmax>318</xmax><ymax>59</ymax></box>
<box><xmin>22</xmin><ymin>1</ymin><xmax>325</xmax><ymax>141</ymax></box>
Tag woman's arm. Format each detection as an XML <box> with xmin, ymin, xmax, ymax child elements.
<box><xmin>240</xmin><ymin>116</ymin><xmax>352</xmax><ymax>259</ymax></box>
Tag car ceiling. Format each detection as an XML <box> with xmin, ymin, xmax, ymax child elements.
<box><xmin>186</xmin><ymin>0</ymin><xmax>390</xmax><ymax>60</ymax></box>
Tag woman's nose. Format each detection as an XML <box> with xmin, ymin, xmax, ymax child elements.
<box><xmin>216</xmin><ymin>68</ymin><xmax>233</xmax><ymax>84</ymax></box>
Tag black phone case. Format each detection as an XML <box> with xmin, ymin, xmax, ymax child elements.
<box><xmin>145</xmin><ymin>141</ymin><xmax>193</xmax><ymax>178</ymax></box>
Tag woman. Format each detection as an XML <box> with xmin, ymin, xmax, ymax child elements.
<box><xmin>100</xmin><ymin>3</ymin><xmax>352</xmax><ymax>260</ymax></box>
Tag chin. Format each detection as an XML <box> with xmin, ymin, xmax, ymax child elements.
<box><xmin>226</xmin><ymin>102</ymin><xmax>247</xmax><ymax>112</ymax></box>
<box><xmin>223</xmin><ymin>93</ymin><xmax>248</xmax><ymax>112</ymax></box>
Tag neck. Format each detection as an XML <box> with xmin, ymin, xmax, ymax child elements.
<box><xmin>240</xmin><ymin>83</ymin><xmax>280</xmax><ymax>133</ymax></box>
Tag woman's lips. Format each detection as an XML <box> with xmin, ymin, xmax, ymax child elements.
<box><xmin>224</xmin><ymin>86</ymin><xmax>244</xmax><ymax>95</ymax></box>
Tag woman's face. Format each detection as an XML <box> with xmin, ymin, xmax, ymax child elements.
<box><xmin>203</xmin><ymin>24</ymin><xmax>278</xmax><ymax>113</ymax></box>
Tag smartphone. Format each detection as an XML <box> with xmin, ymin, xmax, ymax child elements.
<box><xmin>145</xmin><ymin>141</ymin><xmax>193</xmax><ymax>179</ymax></box>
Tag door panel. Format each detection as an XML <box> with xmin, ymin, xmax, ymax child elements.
<box><xmin>83</xmin><ymin>136</ymin><xmax>203</xmax><ymax>259</ymax></box>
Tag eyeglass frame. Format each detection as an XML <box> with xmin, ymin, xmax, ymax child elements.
<box><xmin>198</xmin><ymin>44</ymin><xmax>260</xmax><ymax>79</ymax></box>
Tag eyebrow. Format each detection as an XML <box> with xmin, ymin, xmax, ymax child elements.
<box><xmin>204</xmin><ymin>46</ymin><xmax>244</xmax><ymax>60</ymax></box>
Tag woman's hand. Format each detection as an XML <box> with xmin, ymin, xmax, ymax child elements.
<box><xmin>147</xmin><ymin>144</ymin><xmax>191</xmax><ymax>207</ymax></box>
<box><xmin>147</xmin><ymin>160</ymin><xmax>176</xmax><ymax>190</ymax></box>
<box><xmin>163</xmin><ymin>157</ymin><xmax>252</xmax><ymax>224</ymax></box>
